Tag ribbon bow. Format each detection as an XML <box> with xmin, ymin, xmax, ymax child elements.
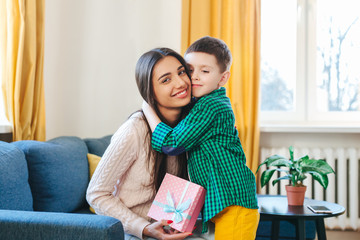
<box><xmin>163</xmin><ymin>191</ymin><xmax>192</xmax><ymax>223</ymax></box>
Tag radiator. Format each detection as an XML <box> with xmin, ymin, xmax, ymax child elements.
<box><xmin>258</xmin><ymin>147</ymin><xmax>360</xmax><ymax>230</ymax></box>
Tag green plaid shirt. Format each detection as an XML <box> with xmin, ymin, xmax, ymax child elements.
<box><xmin>152</xmin><ymin>87</ymin><xmax>258</xmax><ymax>232</ymax></box>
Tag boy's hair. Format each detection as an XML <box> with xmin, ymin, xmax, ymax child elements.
<box><xmin>185</xmin><ymin>36</ymin><xmax>232</xmax><ymax>72</ymax></box>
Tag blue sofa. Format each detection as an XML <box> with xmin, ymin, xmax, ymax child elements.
<box><xmin>0</xmin><ymin>135</ymin><xmax>124</xmax><ymax>240</ymax></box>
<box><xmin>0</xmin><ymin>134</ymin><xmax>316</xmax><ymax>240</ymax></box>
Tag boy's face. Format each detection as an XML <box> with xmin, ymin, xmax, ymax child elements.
<box><xmin>184</xmin><ymin>52</ymin><xmax>229</xmax><ymax>98</ymax></box>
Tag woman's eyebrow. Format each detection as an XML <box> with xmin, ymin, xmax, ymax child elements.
<box><xmin>158</xmin><ymin>66</ymin><xmax>185</xmax><ymax>81</ymax></box>
<box><xmin>158</xmin><ymin>72</ymin><xmax>170</xmax><ymax>81</ymax></box>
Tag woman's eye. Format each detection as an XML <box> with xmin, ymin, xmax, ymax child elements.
<box><xmin>162</xmin><ymin>78</ymin><xmax>170</xmax><ymax>83</ymax></box>
<box><xmin>179</xmin><ymin>70</ymin><xmax>186</xmax><ymax>75</ymax></box>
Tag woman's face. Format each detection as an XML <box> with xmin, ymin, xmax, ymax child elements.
<box><xmin>152</xmin><ymin>56</ymin><xmax>191</xmax><ymax>112</ymax></box>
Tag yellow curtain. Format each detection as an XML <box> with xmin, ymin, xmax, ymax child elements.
<box><xmin>182</xmin><ymin>0</ymin><xmax>261</xmax><ymax>173</ymax></box>
<box><xmin>0</xmin><ymin>0</ymin><xmax>46</xmax><ymax>141</ymax></box>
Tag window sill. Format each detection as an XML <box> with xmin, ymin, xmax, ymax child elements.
<box><xmin>260</xmin><ymin>124</ymin><xmax>360</xmax><ymax>133</ymax></box>
<box><xmin>0</xmin><ymin>123</ymin><xmax>12</xmax><ymax>134</ymax></box>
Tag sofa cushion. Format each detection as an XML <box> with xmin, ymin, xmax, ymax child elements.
<box><xmin>87</xmin><ymin>153</ymin><xmax>101</xmax><ymax>179</ymax></box>
<box><xmin>0</xmin><ymin>141</ymin><xmax>33</xmax><ymax>211</ymax></box>
<box><xmin>87</xmin><ymin>153</ymin><xmax>102</xmax><ymax>213</ymax></box>
<box><xmin>84</xmin><ymin>135</ymin><xmax>112</xmax><ymax>157</ymax></box>
<box><xmin>12</xmin><ymin>136</ymin><xmax>89</xmax><ymax>213</ymax></box>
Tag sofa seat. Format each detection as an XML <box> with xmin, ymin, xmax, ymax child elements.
<box><xmin>0</xmin><ymin>209</ymin><xmax>123</xmax><ymax>240</ymax></box>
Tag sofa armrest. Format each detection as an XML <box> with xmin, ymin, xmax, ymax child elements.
<box><xmin>0</xmin><ymin>209</ymin><xmax>124</xmax><ymax>240</ymax></box>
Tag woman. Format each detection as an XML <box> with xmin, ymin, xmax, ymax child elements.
<box><xmin>87</xmin><ymin>48</ymin><xmax>195</xmax><ymax>240</ymax></box>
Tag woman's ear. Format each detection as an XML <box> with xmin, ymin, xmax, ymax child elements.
<box><xmin>218</xmin><ymin>71</ymin><xmax>231</xmax><ymax>87</ymax></box>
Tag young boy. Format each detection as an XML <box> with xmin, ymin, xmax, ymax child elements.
<box><xmin>142</xmin><ymin>36</ymin><xmax>259</xmax><ymax>239</ymax></box>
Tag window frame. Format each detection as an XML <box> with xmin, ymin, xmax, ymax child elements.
<box><xmin>260</xmin><ymin>0</ymin><xmax>360</xmax><ymax>128</ymax></box>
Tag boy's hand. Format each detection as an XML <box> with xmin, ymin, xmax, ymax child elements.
<box><xmin>142</xmin><ymin>100</ymin><xmax>152</xmax><ymax>114</ymax></box>
<box><xmin>142</xmin><ymin>100</ymin><xmax>161</xmax><ymax>132</ymax></box>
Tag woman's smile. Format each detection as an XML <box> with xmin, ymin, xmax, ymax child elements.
<box><xmin>172</xmin><ymin>88</ymin><xmax>189</xmax><ymax>98</ymax></box>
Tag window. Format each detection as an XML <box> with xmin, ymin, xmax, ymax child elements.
<box><xmin>260</xmin><ymin>0</ymin><xmax>360</xmax><ymax>126</ymax></box>
<box><xmin>0</xmin><ymin>44</ymin><xmax>12</xmax><ymax>133</ymax></box>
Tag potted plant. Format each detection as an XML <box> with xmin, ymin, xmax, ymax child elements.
<box><xmin>256</xmin><ymin>146</ymin><xmax>335</xmax><ymax>206</ymax></box>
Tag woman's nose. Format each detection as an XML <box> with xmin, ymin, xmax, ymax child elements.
<box><xmin>174</xmin><ymin>75</ymin><xmax>188</xmax><ymax>88</ymax></box>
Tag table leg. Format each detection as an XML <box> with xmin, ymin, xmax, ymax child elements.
<box><xmin>295</xmin><ymin>219</ymin><xmax>305</xmax><ymax>240</ymax></box>
<box><xmin>271</xmin><ymin>220</ymin><xmax>280</xmax><ymax>240</ymax></box>
<box><xmin>316</xmin><ymin>219</ymin><xmax>327</xmax><ymax>240</ymax></box>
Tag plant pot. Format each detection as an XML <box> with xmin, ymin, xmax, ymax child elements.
<box><xmin>285</xmin><ymin>185</ymin><xmax>307</xmax><ymax>206</ymax></box>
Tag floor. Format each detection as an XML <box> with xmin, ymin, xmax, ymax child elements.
<box><xmin>323</xmin><ymin>229</ymin><xmax>360</xmax><ymax>240</ymax></box>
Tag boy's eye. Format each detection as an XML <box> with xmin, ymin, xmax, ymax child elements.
<box><xmin>188</xmin><ymin>69</ymin><xmax>194</xmax><ymax>73</ymax></box>
<box><xmin>202</xmin><ymin>70</ymin><xmax>209</xmax><ymax>73</ymax></box>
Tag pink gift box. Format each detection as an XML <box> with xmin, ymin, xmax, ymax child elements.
<box><xmin>147</xmin><ymin>173</ymin><xmax>206</xmax><ymax>232</ymax></box>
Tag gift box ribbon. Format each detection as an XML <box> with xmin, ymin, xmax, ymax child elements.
<box><xmin>153</xmin><ymin>181</ymin><xmax>192</xmax><ymax>223</ymax></box>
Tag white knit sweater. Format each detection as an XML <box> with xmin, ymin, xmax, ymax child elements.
<box><xmin>86</xmin><ymin>112</ymin><xmax>180</xmax><ymax>239</ymax></box>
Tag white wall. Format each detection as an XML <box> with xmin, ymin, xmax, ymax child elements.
<box><xmin>43</xmin><ymin>0</ymin><xmax>360</xmax><ymax>152</ymax></box>
<box><xmin>44</xmin><ymin>0</ymin><xmax>182</xmax><ymax>139</ymax></box>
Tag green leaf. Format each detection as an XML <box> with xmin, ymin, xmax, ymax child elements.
<box><xmin>296</xmin><ymin>155</ymin><xmax>309</xmax><ymax>163</ymax></box>
<box><xmin>301</xmin><ymin>158</ymin><xmax>335</xmax><ymax>175</ymax></box>
<box><xmin>267</xmin><ymin>158</ymin><xmax>292</xmax><ymax>168</ymax></box>
<box><xmin>308</xmin><ymin>171</ymin><xmax>329</xmax><ymax>189</ymax></box>
<box><xmin>255</xmin><ymin>163</ymin><xmax>264</xmax><ymax>174</ymax></box>
<box><xmin>272</xmin><ymin>175</ymin><xmax>291</xmax><ymax>186</ymax></box>
<box><xmin>289</xmin><ymin>146</ymin><xmax>294</xmax><ymax>161</ymax></box>
<box><xmin>265</xmin><ymin>155</ymin><xmax>289</xmax><ymax>165</ymax></box>
<box><xmin>274</xmin><ymin>168</ymin><xmax>290</xmax><ymax>173</ymax></box>
<box><xmin>256</xmin><ymin>155</ymin><xmax>279</xmax><ymax>173</ymax></box>
<box><xmin>260</xmin><ymin>169</ymin><xmax>277</xmax><ymax>188</ymax></box>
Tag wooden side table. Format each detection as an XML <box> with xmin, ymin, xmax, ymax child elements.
<box><xmin>258</xmin><ymin>195</ymin><xmax>345</xmax><ymax>240</ymax></box>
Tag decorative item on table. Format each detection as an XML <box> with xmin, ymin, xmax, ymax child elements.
<box><xmin>147</xmin><ymin>173</ymin><xmax>206</xmax><ymax>232</ymax></box>
<box><xmin>256</xmin><ymin>146</ymin><xmax>335</xmax><ymax>206</ymax></box>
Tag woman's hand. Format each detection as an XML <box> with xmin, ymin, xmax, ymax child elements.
<box><xmin>143</xmin><ymin>220</ymin><xmax>192</xmax><ymax>240</ymax></box>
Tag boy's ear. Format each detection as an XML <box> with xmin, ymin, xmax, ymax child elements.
<box><xmin>218</xmin><ymin>71</ymin><xmax>230</xmax><ymax>87</ymax></box>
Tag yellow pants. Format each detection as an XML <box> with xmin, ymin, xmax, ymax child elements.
<box><xmin>211</xmin><ymin>205</ymin><xmax>260</xmax><ymax>240</ymax></box>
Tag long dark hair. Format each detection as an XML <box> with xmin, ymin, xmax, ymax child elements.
<box><xmin>135</xmin><ymin>48</ymin><xmax>190</xmax><ymax>191</ymax></box>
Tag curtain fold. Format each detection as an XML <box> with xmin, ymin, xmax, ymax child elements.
<box><xmin>182</xmin><ymin>0</ymin><xmax>260</xmax><ymax>173</ymax></box>
<box><xmin>0</xmin><ymin>0</ymin><xmax>46</xmax><ymax>141</ymax></box>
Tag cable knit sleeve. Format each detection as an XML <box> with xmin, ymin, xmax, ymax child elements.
<box><xmin>86</xmin><ymin>115</ymin><xmax>150</xmax><ymax>239</ymax></box>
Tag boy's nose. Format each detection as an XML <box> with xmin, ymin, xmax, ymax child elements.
<box><xmin>191</xmin><ymin>71</ymin><xmax>199</xmax><ymax>81</ymax></box>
